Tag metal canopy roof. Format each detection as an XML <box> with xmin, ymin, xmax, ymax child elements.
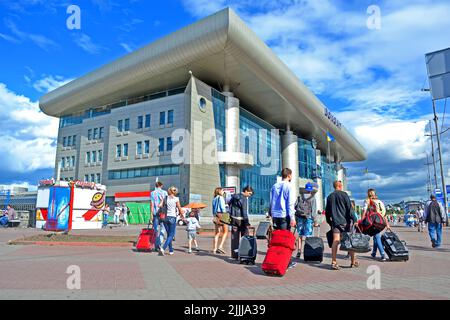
<box><xmin>39</xmin><ymin>8</ymin><xmax>366</xmax><ymax>162</ymax></box>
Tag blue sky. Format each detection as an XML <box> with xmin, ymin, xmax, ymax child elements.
<box><xmin>0</xmin><ymin>0</ymin><xmax>449</xmax><ymax>204</ymax></box>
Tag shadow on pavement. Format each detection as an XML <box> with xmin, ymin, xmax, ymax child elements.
<box><xmin>407</xmin><ymin>244</ymin><xmax>450</xmax><ymax>253</ymax></box>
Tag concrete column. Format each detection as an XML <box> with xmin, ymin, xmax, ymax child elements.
<box><xmin>223</xmin><ymin>91</ymin><xmax>241</xmax><ymax>189</ymax></box>
<box><xmin>224</xmin><ymin>93</ymin><xmax>240</xmax><ymax>153</ymax></box>
<box><xmin>315</xmin><ymin>150</ymin><xmax>324</xmax><ymax>212</ymax></box>
<box><xmin>281</xmin><ymin>131</ymin><xmax>299</xmax><ymax>200</ymax></box>
<box><xmin>226</xmin><ymin>165</ymin><xmax>240</xmax><ymax>190</ymax></box>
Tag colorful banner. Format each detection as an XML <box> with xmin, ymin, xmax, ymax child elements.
<box><xmin>46</xmin><ymin>186</ymin><xmax>71</xmax><ymax>231</ymax></box>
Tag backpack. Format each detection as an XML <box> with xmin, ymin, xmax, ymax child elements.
<box><xmin>228</xmin><ymin>194</ymin><xmax>244</xmax><ymax>227</ymax></box>
<box><xmin>295</xmin><ymin>194</ymin><xmax>313</xmax><ymax>219</ymax></box>
<box><xmin>358</xmin><ymin>200</ymin><xmax>386</xmax><ymax>236</ymax></box>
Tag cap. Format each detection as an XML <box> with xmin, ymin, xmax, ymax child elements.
<box><xmin>305</xmin><ymin>183</ymin><xmax>314</xmax><ymax>192</ymax></box>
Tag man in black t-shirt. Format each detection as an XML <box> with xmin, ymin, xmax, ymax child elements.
<box><xmin>325</xmin><ymin>181</ymin><xmax>359</xmax><ymax>270</ymax></box>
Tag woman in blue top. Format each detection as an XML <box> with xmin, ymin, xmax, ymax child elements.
<box><xmin>212</xmin><ymin>187</ymin><xmax>228</xmax><ymax>254</ymax></box>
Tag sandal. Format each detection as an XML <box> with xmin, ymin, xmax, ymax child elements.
<box><xmin>217</xmin><ymin>248</ymin><xmax>226</xmax><ymax>254</ymax></box>
<box><xmin>350</xmin><ymin>261</ymin><xmax>360</xmax><ymax>268</ymax></box>
<box><xmin>331</xmin><ymin>263</ymin><xmax>341</xmax><ymax>270</ymax></box>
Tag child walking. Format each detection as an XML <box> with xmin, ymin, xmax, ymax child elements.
<box><xmin>185</xmin><ymin>210</ymin><xmax>201</xmax><ymax>253</ymax></box>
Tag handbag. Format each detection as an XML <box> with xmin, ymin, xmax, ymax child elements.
<box><xmin>340</xmin><ymin>225</ymin><xmax>371</xmax><ymax>253</ymax></box>
<box><xmin>218</xmin><ymin>212</ymin><xmax>231</xmax><ymax>225</ymax></box>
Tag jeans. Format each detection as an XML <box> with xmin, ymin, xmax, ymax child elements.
<box><xmin>372</xmin><ymin>233</ymin><xmax>385</xmax><ymax>257</ymax></box>
<box><xmin>428</xmin><ymin>223</ymin><xmax>443</xmax><ymax>247</ymax></box>
<box><xmin>272</xmin><ymin>216</ymin><xmax>291</xmax><ymax>231</ymax></box>
<box><xmin>114</xmin><ymin>215</ymin><xmax>119</xmax><ymax>224</ymax></box>
<box><xmin>103</xmin><ymin>214</ymin><xmax>108</xmax><ymax>227</ymax></box>
<box><xmin>153</xmin><ymin>216</ymin><xmax>167</xmax><ymax>249</ymax></box>
<box><xmin>162</xmin><ymin>216</ymin><xmax>177</xmax><ymax>253</ymax></box>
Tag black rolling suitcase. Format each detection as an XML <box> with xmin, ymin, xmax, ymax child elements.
<box><xmin>256</xmin><ymin>221</ymin><xmax>272</xmax><ymax>239</ymax></box>
<box><xmin>304</xmin><ymin>227</ymin><xmax>324</xmax><ymax>262</ymax></box>
<box><xmin>382</xmin><ymin>231</ymin><xmax>409</xmax><ymax>261</ymax></box>
<box><xmin>238</xmin><ymin>228</ymin><xmax>257</xmax><ymax>265</ymax></box>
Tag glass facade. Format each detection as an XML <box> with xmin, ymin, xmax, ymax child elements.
<box><xmin>298</xmin><ymin>138</ymin><xmax>317</xmax><ymax>180</ymax></box>
<box><xmin>212</xmin><ymin>89</ymin><xmax>226</xmax><ymax>152</ymax></box>
<box><xmin>240</xmin><ymin>108</ymin><xmax>281</xmax><ymax>215</ymax></box>
<box><xmin>321</xmin><ymin>156</ymin><xmax>338</xmax><ymax>204</ymax></box>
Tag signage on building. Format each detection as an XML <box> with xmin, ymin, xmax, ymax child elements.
<box><xmin>39</xmin><ymin>179</ymin><xmax>55</xmax><ymax>186</ymax></box>
<box><xmin>74</xmin><ymin>180</ymin><xmax>96</xmax><ymax>189</ymax></box>
<box><xmin>324</xmin><ymin>108</ymin><xmax>342</xmax><ymax>129</ymax></box>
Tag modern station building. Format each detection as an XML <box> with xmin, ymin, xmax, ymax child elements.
<box><xmin>39</xmin><ymin>8</ymin><xmax>366</xmax><ymax>215</ymax></box>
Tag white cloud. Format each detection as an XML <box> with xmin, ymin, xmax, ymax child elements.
<box><xmin>120</xmin><ymin>42</ymin><xmax>133</xmax><ymax>53</ymax></box>
<box><xmin>3</xmin><ymin>18</ymin><xmax>59</xmax><ymax>51</ymax></box>
<box><xmin>0</xmin><ymin>83</ymin><xmax>58</xmax><ymax>173</ymax></box>
<box><xmin>31</xmin><ymin>75</ymin><xmax>73</xmax><ymax>93</ymax></box>
<box><xmin>0</xmin><ymin>182</ymin><xmax>38</xmax><ymax>192</ymax></box>
<box><xmin>73</xmin><ymin>33</ymin><xmax>104</xmax><ymax>54</ymax></box>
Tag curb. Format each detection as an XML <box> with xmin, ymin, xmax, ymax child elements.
<box><xmin>9</xmin><ymin>240</ymin><xmax>134</xmax><ymax>247</ymax></box>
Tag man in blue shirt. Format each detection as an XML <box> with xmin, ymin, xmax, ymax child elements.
<box><xmin>151</xmin><ymin>181</ymin><xmax>168</xmax><ymax>251</ymax></box>
<box><xmin>269</xmin><ymin>168</ymin><xmax>297</xmax><ymax>231</ymax></box>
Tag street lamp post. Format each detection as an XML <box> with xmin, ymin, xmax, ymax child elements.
<box><xmin>431</xmin><ymin>100</ymin><xmax>449</xmax><ymax>223</ymax></box>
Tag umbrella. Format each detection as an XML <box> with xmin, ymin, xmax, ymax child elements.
<box><xmin>184</xmin><ymin>202</ymin><xmax>208</xmax><ymax>209</ymax></box>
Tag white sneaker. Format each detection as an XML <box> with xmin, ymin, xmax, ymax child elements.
<box><xmin>187</xmin><ymin>249</ymin><xmax>192</xmax><ymax>254</ymax></box>
<box><xmin>159</xmin><ymin>246</ymin><xmax>165</xmax><ymax>256</ymax></box>
<box><xmin>169</xmin><ymin>252</ymin><xmax>174</xmax><ymax>255</ymax></box>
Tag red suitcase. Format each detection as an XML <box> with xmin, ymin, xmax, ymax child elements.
<box><xmin>262</xmin><ymin>229</ymin><xmax>296</xmax><ymax>276</ymax></box>
<box><xmin>136</xmin><ymin>228</ymin><xmax>156</xmax><ymax>252</ymax></box>
<box><xmin>269</xmin><ymin>230</ymin><xmax>296</xmax><ymax>250</ymax></box>
<box><xmin>262</xmin><ymin>246</ymin><xmax>293</xmax><ymax>276</ymax></box>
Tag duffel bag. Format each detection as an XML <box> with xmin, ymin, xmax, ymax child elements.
<box><xmin>340</xmin><ymin>225</ymin><xmax>371</xmax><ymax>253</ymax></box>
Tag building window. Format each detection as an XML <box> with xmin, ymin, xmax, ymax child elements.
<box><xmin>144</xmin><ymin>140</ymin><xmax>149</xmax><ymax>154</ymax></box>
<box><xmin>108</xmin><ymin>165</ymin><xmax>180</xmax><ymax>180</ymax></box>
<box><xmin>158</xmin><ymin>138</ymin><xmax>164</xmax><ymax>153</ymax></box>
<box><xmin>67</xmin><ymin>136</ymin><xmax>72</xmax><ymax>146</ymax></box>
<box><xmin>118</xmin><ymin>120</ymin><xmax>123</xmax><ymax>132</ymax></box>
<box><xmin>86</xmin><ymin>152</ymin><xmax>91</xmax><ymax>164</ymax></box>
<box><xmin>136</xmin><ymin>141</ymin><xmax>142</xmax><ymax>155</ymax></box>
<box><xmin>88</xmin><ymin>129</ymin><xmax>92</xmax><ymax>140</ymax></box>
<box><xmin>124</xmin><ymin>118</ymin><xmax>130</xmax><ymax>131</ymax></box>
<box><xmin>116</xmin><ymin>145</ymin><xmax>121</xmax><ymax>158</ymax></box>
<box><xmin>72</xmin><ymin>135</ymin><xmax>76</xmax><ymax>146</ymax></box>
<box><xmin>92</xmin><ymin>150</ymin><xmax>97</xmax><ymax>163</ymax></box>
<box><xmin>99</xmin><ymin>127</ymin><xmax>104</xmax><ymax>139</ymax></box>
<box><xmin>71</xmin><ymin>156</ymin><xmax>75</xmax><ymax>167</ymax></box>
<box><xmin>63</xmin><ymin>137</ymin><xmax>67</xmax><ymax>147</ymax></box>
<box><xmin>84</xmin><ymin>175</ymin><xmax>89</xmax><ymax>181</ymax></box>
<box><xmin>123</xmin><ymin>143</ymin><xmax>128</xmax><ymax>157</ymax></box>
<box><xmin>137</xmin><ymin>116</ymin><xmax>143</xmax><ymax>129</ymax></box>
<box><xmin>90</xmin><ymin>174</ymin><xmax>95</xmax><ymax>182</ymax></box>
<box><xmin>167</xmin><ymin>110</ymin><xmax>174</xmax><ymax>125</ymax></box>
<box><xmin>96</xmin><ymin>173</ymin><xmax>101</xmax><ymax>184</ymax></box>
<box><xmin>93</xmin><ymin>127</ymin><xmax>99</xmax><ymax>140</ymax></box>
<box><xmin>167</xmin><ymin>137</ymin><xmax>173</xmax><ymax>151</ymax></box>
<box><xmin>145</xmin><ymin>114</ymin><xmax>151</xmax><ymax>128</ymax></box>
<box><xmin>98</xmin><ymin>150</ymin><xmax>103</xmax><ymax>162</ymax></box>
<box><xmin>159</xmin><ymin>111</ymin><xmax>165</xmax><ymax>125</ymax></box>
<box><xmin>61</xmin><ymin>158</ymin><xmax>66</xmax><ymax>168</ymax></box>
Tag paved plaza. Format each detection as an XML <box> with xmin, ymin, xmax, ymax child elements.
<box><xmin>0</xmin><ymin>224</ymin><xmax>449</xmax><ymax>300</ymax></box>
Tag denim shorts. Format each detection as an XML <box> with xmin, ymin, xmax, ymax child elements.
<box><xmin>187</xmin><ymin>231</ymin><xmax>197</xmax><ymax>240</ymax></box>
<box><xmin>296</xmin><ymin>217</ymin><xmax>314</xmax><ymax>237</ymax></box>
